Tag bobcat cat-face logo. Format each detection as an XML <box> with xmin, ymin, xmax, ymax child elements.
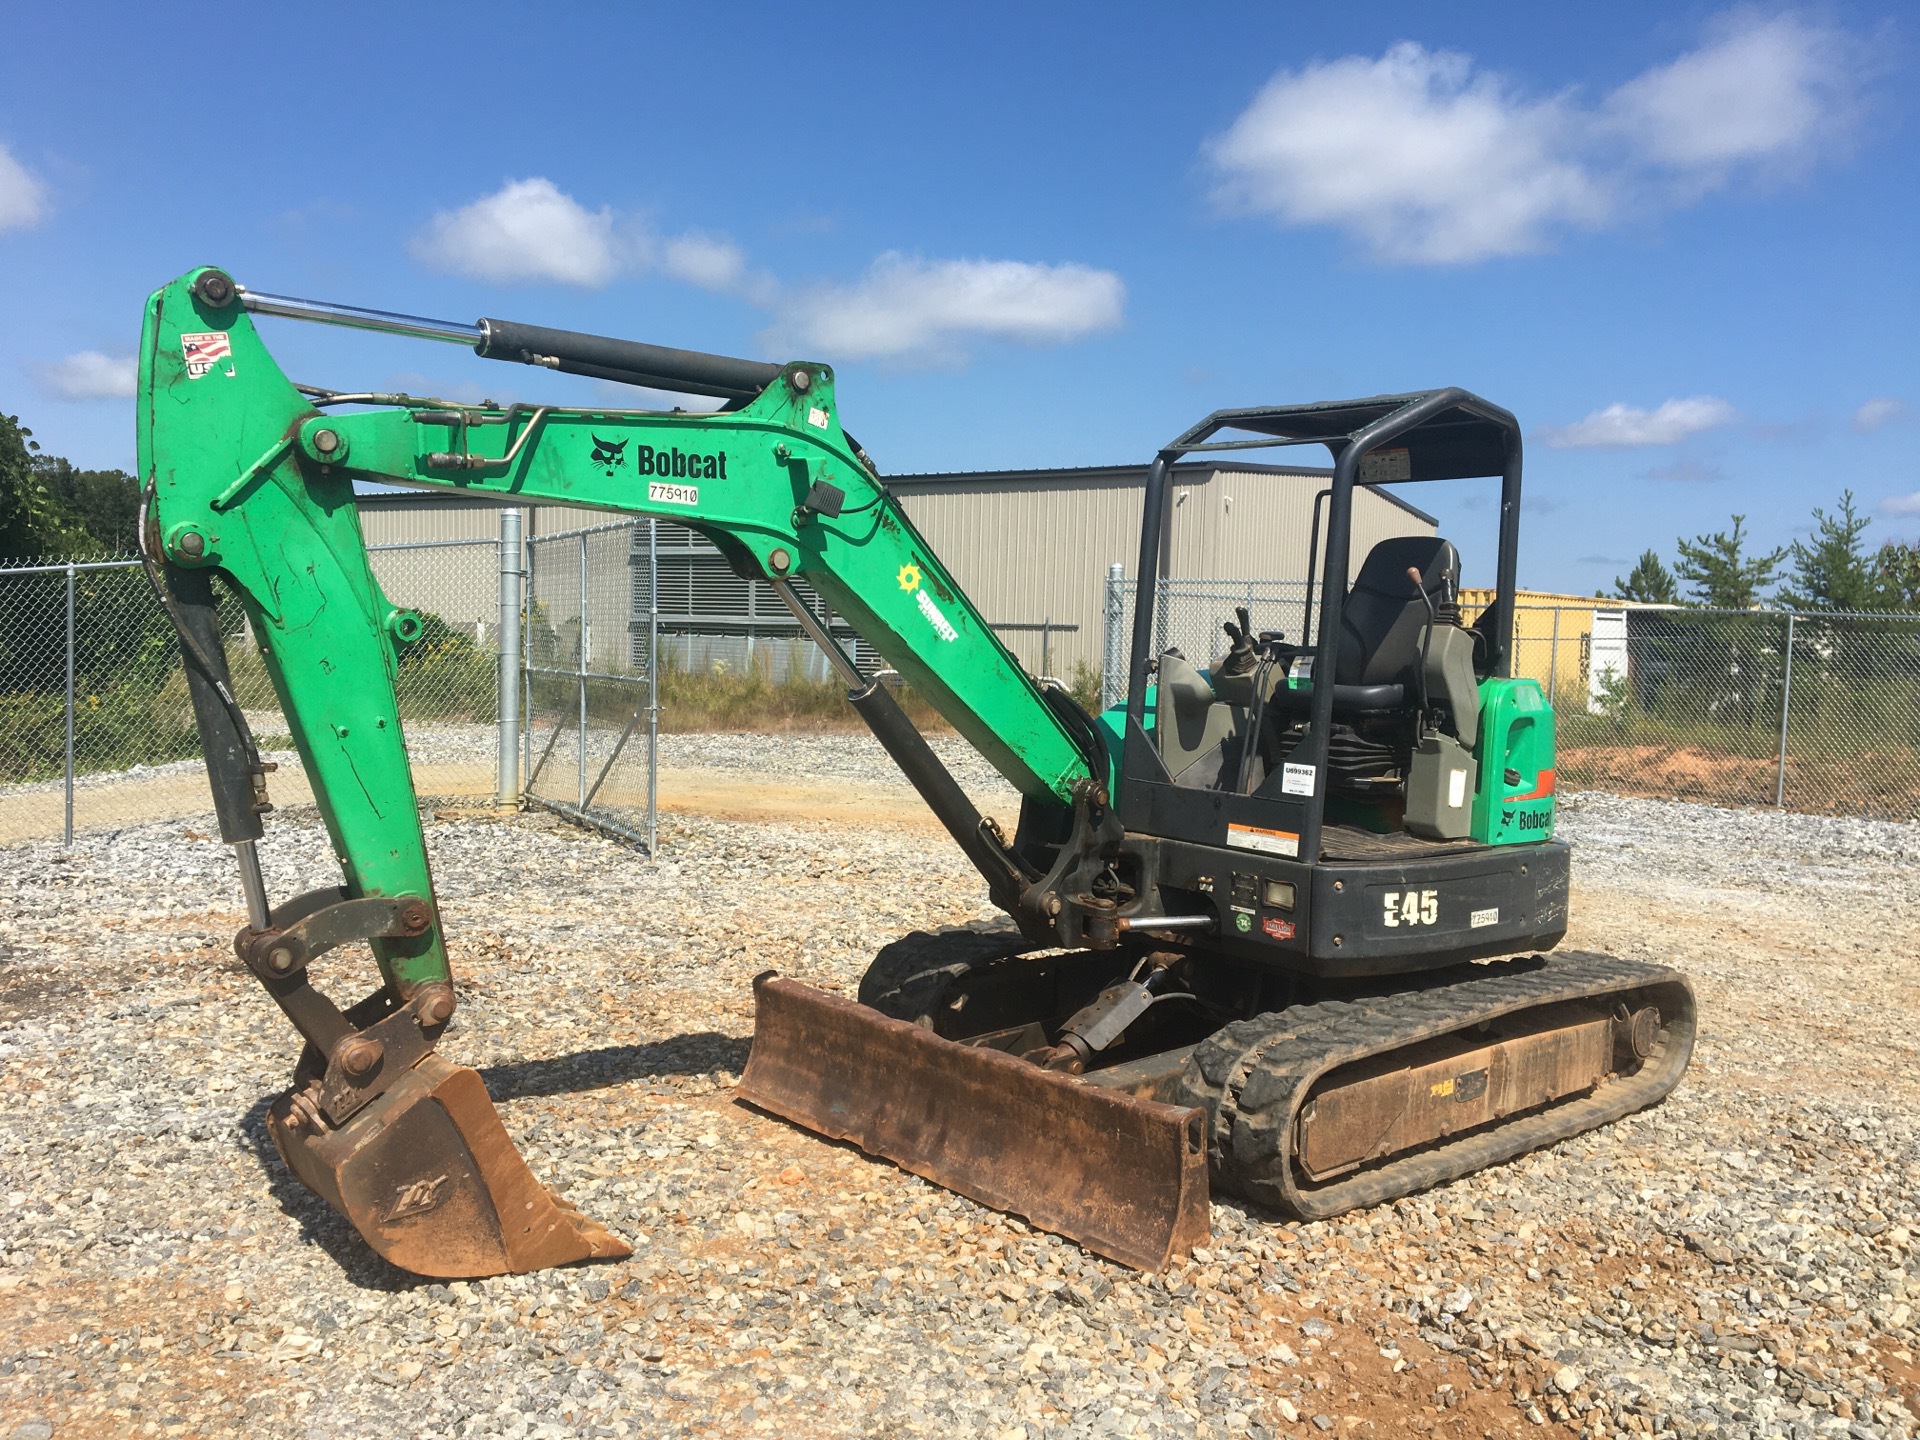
<box><xmin>590</xmin><ymin>436</ymin><xmax>628</xmax><ymax>474</ymax></box>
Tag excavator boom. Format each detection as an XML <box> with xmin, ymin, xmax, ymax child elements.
<box><xmin>140</xmin><ymin>268</ymin><xmax>1208</xmax><ymax>1275</ymax></box>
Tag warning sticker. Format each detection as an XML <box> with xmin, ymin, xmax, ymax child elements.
<box><xmin>180</xmin><ymin>331</ymin><xmax>232</xmax><ymax>379</ymax></box>
<box><xmin>807</xmin><ymin>406</ymin><xmax>830</xmax><ymax>429</ymax></box>
<box><xmin>1359</xmin><ymin>446</ymin><xmax>1411</xmax><ymax>482</ymax></box>
<box><xmin>1281</xmin><ymin>762</ymin><xmax>1316</xmax><ymax>797</ymax></box>
<box><xmin>1289</xmin><ymin>655</ymin><xmax>1314</xmax><ymax>684</ymax></box>
<box><xmin>1226</xmin><ymin>823</ymin><xmax>1299</xmax><ymax>858</ymax></box>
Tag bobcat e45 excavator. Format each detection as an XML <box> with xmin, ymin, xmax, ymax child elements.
<box><xmin>138</xmin><ymin>266</ymin><xmax>1696</xmax><ymax>1278</ymax></box>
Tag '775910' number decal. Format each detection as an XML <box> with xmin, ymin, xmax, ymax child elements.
<box><xmin>1382</xmin><ymin>889</ymin><xmax>1438</xmax><ymax>927</ymax></box>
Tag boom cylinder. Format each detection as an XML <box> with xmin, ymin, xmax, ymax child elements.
<box><xmin>236</xmin><ymin>284</ymin><xmax>781</xmax><ymax>401</ymax></box>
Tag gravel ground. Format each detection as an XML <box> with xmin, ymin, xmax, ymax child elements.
<box><xmin>1</xmin><ymin>731</ymin><xmax>1917</xmax><ymax>1440</ymax></box>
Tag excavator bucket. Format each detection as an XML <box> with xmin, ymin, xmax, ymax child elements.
<box><xmin>267</xmin><ymin>1055</ymin><xmax>630</xmax><ymax>1278</ymax></box>
<box><xmin>738</xmin><ymin>974</ymin><xmax>1211</xmax><ymax>1272</ymax></box>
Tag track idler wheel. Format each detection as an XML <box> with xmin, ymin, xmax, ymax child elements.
<box><xmin>268</xmin><ymin>1055</ymin><xmax>630</xmax><ymax>1278</ymax></box>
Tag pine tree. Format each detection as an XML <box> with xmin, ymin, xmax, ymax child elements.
<box><xmin>1612</xmin><ymin>549</ymin><xmax>1679</xmax><ymax>604</ymax></box>
<box><xmin>1778</xmin><ymin>491</ymin><xmax>1885</xmax><ymax>613</ymax></box>
<box><xmin>1674</xmin><ymin>515</ymin><xmax>1785</xmax><ymax>609</ymax></box>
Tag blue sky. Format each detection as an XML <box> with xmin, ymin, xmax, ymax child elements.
<box><xmin>2</xmin><ymin>1</ymin><xmax>1914</xmax><ymax>592</ymax></box>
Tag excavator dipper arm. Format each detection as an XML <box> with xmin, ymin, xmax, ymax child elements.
<box><xmin>139</xmin><ymin>268</ymin><xmax>1205</xmax><ymax>1276</ymax></box>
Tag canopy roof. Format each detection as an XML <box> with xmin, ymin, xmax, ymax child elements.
<box><xmin>1168</xmin><ymin>389</ymin><xmax>1519</xmax><ymax>483</ymax></box>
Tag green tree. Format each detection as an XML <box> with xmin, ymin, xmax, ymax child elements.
<box><xmin>1674</xmin><ymin>515</ymin><xmax>1785</xmax><ymax>609</ymax></box>
<box><xmin>1873</xmin><ymin>541</ymin><xmax>1920</xmax><ymax>610</ymax></box>
<box><xmin>1778</xmin><ymin>491</ymin><xmax>1886</xmax><ymax>613</ymax></box>
<box><xmin>0</xmin><ymin>413</ymin><xmax>80</xmax><ymax>563</ymax></box>
<box><xmin>1612</xmin><ymin>549</ymin><xmax>1679</xmax><ymax>604</ymax></box>
<box><xmin>32</xmin><ymin>455</ymin><xmax>142</xmax><ymax>555</ymax></box>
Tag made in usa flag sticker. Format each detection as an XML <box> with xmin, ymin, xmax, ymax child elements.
<box><xmin>180</xmin><ymin>331</ymin><xmax>232</xmax><ymax>379</ymax></box>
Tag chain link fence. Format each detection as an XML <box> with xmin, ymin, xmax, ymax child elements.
<box><xmin>1100</xmin><ymin>575</ymin><xmax>1321</xmax><ymax>709</ymax></box>
<box><xmin>1104</xmin><ymin>578</ymin><xmax>1920</xmax><ymax>819</ymax></box>
<box><xmin>0</xmin><ymin>540</ymin><xmax>506</xmax><ymax>846</ymax></box>
<box><xmin>15</xmin><ymin>539</ymin><xmax>1920</xmax><ymax>846</ymax></box>
<box><xmin>1511</xmin><ymin>604</ymin><xmax>1920</xmax><ymax>817</ymax></box>
<box><xmin>523</xmin><ymin>521</ymin><xmax>658</xmax><ymax>849</ymax></box>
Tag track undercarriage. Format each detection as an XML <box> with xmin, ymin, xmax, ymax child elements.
<box><xmin>739</xmin><ymin>926</ymin><xmax>1695</xmax><ymax>1262</ymax></box>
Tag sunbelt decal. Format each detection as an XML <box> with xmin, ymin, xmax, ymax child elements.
<box><xmin>897</xmin><ymin>560</ymin><xmax>957</xmax><ymax>642</ymax></box>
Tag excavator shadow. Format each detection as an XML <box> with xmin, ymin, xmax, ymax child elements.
<box><xmin>476</xmin><ymin>1032</ymin><xmax>752</xmax><ymax>1102</ymax></box>
<box><xmin>235</xmin><ymin>1031</ymin><xmax>751</xmax><ymax>1288</ymax></box>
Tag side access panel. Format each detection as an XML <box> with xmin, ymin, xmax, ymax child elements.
<box><xmin>1307</xmin><ymin>841</ymin><xmax>1570</xmax><ymax>977</ymax></box>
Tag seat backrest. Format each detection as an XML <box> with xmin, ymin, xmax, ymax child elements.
<box><xmin>1335</xmin><ymin>536</ymin><xmax>1460</xmax><ymax>687</ymax></box>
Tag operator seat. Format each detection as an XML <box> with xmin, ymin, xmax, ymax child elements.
<box><xmin>1335</xmin><ymin>536</ymin><xmax>1460</xmax><ymax>689</ymax></box>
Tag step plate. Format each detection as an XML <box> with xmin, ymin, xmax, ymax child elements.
<box><xmin>738</xmin><ymin>973</ymin><xmax>1210</xmax><ymax>1272</ymax></box>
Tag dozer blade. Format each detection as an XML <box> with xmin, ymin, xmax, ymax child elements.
<box><xmin>267</xmin><ymin>1054</ymin><xmax>630</xmax><ymax>1278</ymax></box>
<box><xmin>738</xmin><ymin>974</ymin><xmax>1210</xmax><ymax>1272</ymax></box>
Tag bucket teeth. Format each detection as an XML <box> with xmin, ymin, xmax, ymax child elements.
<box><xmin>738</xmin><ymin>973</ymin><xmax>1211</xmax><ymax>1272</ymax></box>
<box><xmin>268</xmin><ymin>1054</ymin><xmax>629</xmax><ymax>1278</ymax></box>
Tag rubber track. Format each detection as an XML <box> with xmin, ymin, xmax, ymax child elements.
<box><xmin>857</xmin><ymin>925</ymin><xmax>1033</xmax><ymax>1026</ymax></box>
<box><xmin>1174</xmin><ymin>950</ymin><xmax>1697</xmax><ymax>1220</ymax></box>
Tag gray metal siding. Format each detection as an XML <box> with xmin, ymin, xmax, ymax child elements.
<box><xmin>354</xmin><ymin>470</ymin><xmax>1438</xmax><ymax>682</ymax></box>
<box><xmin>893</xmin><ymin>469</ymin><xmax>1434</xmax><ymax>675</ymax></box>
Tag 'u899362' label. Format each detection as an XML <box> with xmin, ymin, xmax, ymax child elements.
<box><xmin>648</xmin><ymin>481</ymin><xmax>698</xmax><ymax>506</ymax></box>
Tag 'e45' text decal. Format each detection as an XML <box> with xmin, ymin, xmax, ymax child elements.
<box><xmin>1382</xmin><ymin>889</ymin><xmax>1438</xmax><ymax>927</ymax></box>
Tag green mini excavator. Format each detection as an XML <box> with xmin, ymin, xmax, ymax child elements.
<box><xmin>139</xmin><ymin>267</ymin><xmax>1695</xmax><ymax>1277</ymax></box>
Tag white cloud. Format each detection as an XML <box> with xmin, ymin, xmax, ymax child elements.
<box><xmin>413</xmin><ymin>178</ymin><xmax>625</xmax><ymax>286</ymax></box>
<box><xmin>1854</xmin><ymin>397</ymin><xmax>1906</xmax><ymax>433</ymax></box>
<box><xmin>31</xmin><ymin>351</ymin><xmax>136</xmax><ymax>401</ymax></box>
<box><xmin>1540</xmin><ymin>396</ymin><xmax>1737</xmax><ymax>448</ymax></box>
<box><xmin>412</xmin><ymin>181</ymin><xmax>1124</xmax><ymax>371</ymax></box>
<box><xmin>0</xmin><ymin>144</ymin><xmax>49</xmax><ymax>232</ymax></box>
<box><xmin>765</xmin><ymin>253</ymin><xmax>1125</xmax><ymax>363</ymax></box>
<box><xmin>1881</xmin><ymin>492</ymin><xmax>1920</xmax><ymax>517</ymax></box>
<box><xmin>1204</xmin><ymin>11</ymin><xmax>1863</xmax><ymax>264</ymax></box>
<box><xmin>412</xmin><ymin>178</ymin><xmax>779</xmax><ymax>303</ymax></box>
<box><xmin>660</xmin><ymin>232</ymin><xmax>778</xmax><ymax>305</ymax></box>
<box><xmin>1604</xmin><ymin>13</ymin><xmax>1855</xmax><ymax>178</ymax></box>
<box><xmin>1205</xmin><ymin>43</ymin><xmax>1606</xmax><ymax>263</ymax></box>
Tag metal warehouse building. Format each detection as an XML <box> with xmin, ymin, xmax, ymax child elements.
<box><xmin>356</xmin><ymin>462</ymin><xmax>1434</xmax><ymax>681</ymax></box>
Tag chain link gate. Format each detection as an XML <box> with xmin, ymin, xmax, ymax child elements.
<box><xmin>522</xmin><ymin>520</ymin><xmax>659</xmax><ymax>851</ymax></box>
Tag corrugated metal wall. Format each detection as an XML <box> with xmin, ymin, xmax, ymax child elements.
<box><xmin>355</xmin><ymin>472</ymin><xmax>1438</xmax><ymax>680</ymax></box>
<box><xmin>889</xmin><ymin>471</ymin><xmax>1147</xmax><ymax>677</ymax></box>
<box><xmin>892</xmin><ymin>467</ymin><xmax>1434</xmax><ymax>674</ymax></box>
<box><xmin>358</xmin><ymin>497</ymin><xmax>607</xmax><ymax>548</ymax></box>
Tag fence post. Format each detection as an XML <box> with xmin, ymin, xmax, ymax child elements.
<box><xmin>63</xmin><ymin>562</ymin><xmax>76</xmax><ymax>847</ymax></box>
<box><xmin>578</xmin><ymin>532</ymin><xmax>589</xmax><ymax>810</ymax></box>
<box><xmin>497</xmin><ymin>510</ymin><xmax>523</xmax><ymax>807</ymax></box>
<box><xmin>1775</xmin><ymin>611</ymin><xmax>1795</xmax><ymax>808</ymax></box>
<box><xmin>522</xmin><ymin>532</ymin><xmax>535</xmax><ymax>794</ymax></box>
<box><xmin>1102</xmin><ymin>563</ymin><xmax>1125</xmax><ymax>710</ymax></box>
<box><xmin>1547</xmin><ymin>606</ymin><xmax>1560</xmax><ymax>705</ymax></box>
<box><xmin>647</xmin><ymin>518</ymin><xmax>659</xmax><ymax>854</ymax></box>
